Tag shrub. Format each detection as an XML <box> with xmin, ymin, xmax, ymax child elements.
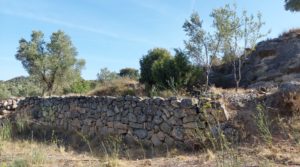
<box><xmin>141</xmin><ymin>48</ymin><xmax>194</xmax><ymax>91</ymax></box>
<box><xmin>253</xmin><ymin>104</ymin><xmax>272</xmax><ymax>145</ymax></box>
<box><xmin>151</xmin><ymin>56</ymin><xmax>175</xmax><ymax>89</ymax></box>
<box><xmin>119</xmin><ymin>68</ymin><xmax>139</xmax><ymax>79</ymax></box>
<box><xmin>97</xmin><ymin>68</ymin><xmax>120</xmax><ymax>83</ymax></box>
<box><xmin>139</xmin><ymin>48</ymin><xmax>172</xmax><ymax>88</ymax></box>
<box><xmin>0</xmin><ymin>83</ymin><xmax>11</xmax><ymax>99</ymax></box>
<box><xmin>89</xmin><ymin>77</ymin><xmax>145</xmax><ymax>96</ymax></box>
<box><xmin>64</xmin><ymin>79</ymin><xmax>93</xmax><ymax>94</ymax></box>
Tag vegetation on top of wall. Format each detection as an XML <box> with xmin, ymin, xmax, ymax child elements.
<box><xmin>119</xmin><ymin>68</ymin><xmax>139</xmax><ymax>80</ymax></box>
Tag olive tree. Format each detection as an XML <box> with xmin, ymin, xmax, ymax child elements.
<box><xmin>218</xmin><ymin>5</ymin><xmax>269</xmax><ymax>91</ymax></box>
<box><xmin>183</xmin><ymin>9</ymin><xmax>233</xmax><ymax>90</ymax></box>
<box><xmin>183</xmin><ymin>4</ymin><xmax>269</xmax><ymax>91</ymax></box>
<box><xmin>16</xmin><ymin>30</ymin><xmax>85</xmax><ymax>96</ymax></box>
<box><xmin>285</xmin><ymin>0</ymin><xmax>300</xmax><ymax>11</ymax></box>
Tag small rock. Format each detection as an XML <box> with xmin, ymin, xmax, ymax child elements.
<box><xmin>134</xmin><ymin>129</ymin><xmax>148</xmax><ymax>139</ymax></box>
<box><xmin>160</xmin><ymin>122</ymin><xmax>172</xmax><ymax>134</ymax></box>
<box><xmin>171</xmin><ymin>127</ymin><xmax>184</xmax><ymax>140</ymax></box>
<box><xmin>151</xmin><ymin>134</ymin><xmax>162</xmax><ymax>146</ymax></box>
<box><xmin>181</xmin><ymin>98</ymin><xmax>198</xmax><ymax>108</ymax></box>
<box><xmin>183</xmin><ymin>122</ymin><xmax>198</xmax><ymax>129</ymax></box>
<box><xmin>128</xmin><ymin>113</ymin><xmax>137</xmax><ymax>122</ymax></box>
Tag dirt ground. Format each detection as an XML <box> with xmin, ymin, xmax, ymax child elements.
<box><xmin>1</xmin><ymin>139</ymin><xmax>300</xmax><ymax>167</ymax></box>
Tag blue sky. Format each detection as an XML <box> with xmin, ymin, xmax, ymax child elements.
<box><xmin>0</xmin><ymin>0</ymin><xmax>299</xmax><ymax>80</ymax></box>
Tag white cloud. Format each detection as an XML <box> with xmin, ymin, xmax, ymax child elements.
<box><xmin>0</xmin><ymin>9</ymin><xmax>120</xmax><ymax>38</ymax></box>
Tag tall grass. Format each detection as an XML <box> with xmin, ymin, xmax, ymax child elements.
<box><xmin>100</xmin><ymin>135</ymin><xmax>123</xmax><ymax>167</ymax></box>
<box><xmin>0</xmin><ymin>119</ymin><xmax>12</xmax><ymax>141</ymax></box>
<box><xmin>253</xmin><ymin>104</ymin><xmax>273</xmax><ymax>145</ymax></box>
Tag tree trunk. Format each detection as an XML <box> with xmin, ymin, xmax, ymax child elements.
<box><xmin>235</xmin><ymin>81</ymin><xmax>239</xmax><ymax>92</ymax></box>
<box><xmin>206</xmin><ymin>73</ymin><xmax>209</xmax><ymax>91</ymax></box>
<box><xmin>233</xmin><ymin>60</ymin><xmax>238</xmax><ymax>92</ymax></box>
<box><xmin>205</xmin><ymin>66</ymin><xmax>210</xmax><ymax>92</ymax></box>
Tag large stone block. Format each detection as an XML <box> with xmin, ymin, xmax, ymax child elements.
<box><xmin>133</xmin><ymin>129</ymin><xmax>148</xmax><ymax>139</ymax></box>
<box><xmin>160</xmin><ymin>122</ymin><xmax>172</xmax><ymax>134</ymax></box>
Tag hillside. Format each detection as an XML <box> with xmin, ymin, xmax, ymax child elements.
<box><xmin>211</xmin><ymin>29</ymin><xmax>300</xmax><ymax>89</ymax></box>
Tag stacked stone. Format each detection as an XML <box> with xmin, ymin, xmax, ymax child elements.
<box><xmin>16</xmin><ymin>95</ymin><xmax>224</xmax><ymax>147</ymax></box>
<box><xmin>0</xmin><ymin>98</ymin><xmax>20</xmax><ymax>118</ymax></box>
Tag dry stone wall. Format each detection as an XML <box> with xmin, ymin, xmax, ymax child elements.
<box><xmin>15</xmin><ymin>96</ymin><xmax>224</xmax><ymax>147</ymax></box>
<box><xmin>0</xmin><ymin>98</ymin><xmax>21</xmax><ymax>119</ymax></box>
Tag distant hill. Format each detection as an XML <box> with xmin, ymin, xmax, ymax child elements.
<box><xmin>0</xmin><ymin>76</ymin><xmax>42</xmax><ymax>98</ymax></box>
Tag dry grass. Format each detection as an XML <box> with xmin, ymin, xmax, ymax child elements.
<box><xmin>1</xmin><ymin>140</ymin><xmax>300</xmax><ymax>167</ymax></box>
<box><xmin>88</xmin><ymin>77</ymin><xmax>146</xmax><ymax>97</ymax></box>
<box><xmin>279</xmin><ymin>28</ymin><xmax>300</xmax><ymax>38</ymax></box>
<box><xmin>209</xmin><ymin>86</ymin><xmax>250</xmax><ymax>95</ymax></box>
<box><xmin>0</xmin><ymin>140</ymin><xmax>102</xmax><ymax>167</ymax></box>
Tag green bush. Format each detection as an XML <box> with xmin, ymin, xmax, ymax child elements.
<box><xmin>0</xmin><ymin>83</ymin><xmax>11</xmax><ymax>99</ymax></box>
<box><xmin>64</xmin><ymin>79</ymin><xmax>93</xmax><ymax>94</ymax></box>
<box><xmin>97</xmin><ymin>68</ymin><xmax>120</xmax><ymax>83</ymax></box>
<box><xmin>186</xmin><ymin>67</ymin><xmax>206</xmax><ymax>88</ymax></box>
<box><xmin>0</xmin><ymin>77</ymin><xmax>42</xmax><ymax>98</ymax></box>
<box><xmin>119</xmin><ymin>68</ymin><xmax>139</xmax><ymax>79</ymax></box>
<box><xmin>151</xmin><ymin>49</ymin><xmax>193</xmax><ymax>90</ymax></box>
<box><xmin>139</xmin><ymin>48</ymin><xmax>172</xmax><ymax>88</ymax></box>
<box><xmin>151</xmin><ymin>56</ymin><xmax>174</xmax><ymax>89</ymax></box>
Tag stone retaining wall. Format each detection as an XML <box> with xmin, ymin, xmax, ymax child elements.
<box><xmin>15</xmin><ymin>96</ymin><xmax>225</xmax><ymax>147</ymax></box>
<box><xmin>0</xmin><ymin>98</ymin><xmax>21</xmax><ymax>119</ymax></box>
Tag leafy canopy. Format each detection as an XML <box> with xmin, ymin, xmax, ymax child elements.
<box><xmin>139</xmin><ymin>48</ymin><xmax>172</xmax><ymax>87</ymax></box>
<box><xmin>15</xmin><ymin>30</ymin><xmax>85</xmax><ymax>96</ymax></box>
<box><xmin>285</xmin><ymin>0</ymin><xmax>300</xmax><ymax>11</ymax></box>
<box><xmin>97</xmin><ymin>68</ymin><xmax>119</xmax><ymax>82</ymax></box>
<box><xmin>119</xmin><ymin>68</ymin><xmax>139</xmax><ymax>79</ymax></box>
<box><xmin>151</xmin><ymin>49</ymin><xmax>192</xmax><ymax>89</ymax></box>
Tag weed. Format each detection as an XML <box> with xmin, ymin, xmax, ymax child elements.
<box><xmin>100</xmin><ymin>135</ymin><xmax>123</xmax><ymax>167</ymax></box>
<box><xmin>29</xmin><ymin>149</ymin><xmax>46</xmax><ymax>165</ymax></box>
<box><xmin>9</xmin><ymin>159</ymin><xmax>29</xmax><ymax>167</ymax></box>
<box><xmin>75</xmin><ymin>130</ymin><xmax>93</xmax><ymax>154</ymax></box>
<box><xmin>253</xmin><ymin>104</ymin><xmax>273</xmax><ymax>145</ymax></box>
<box><xmin>0</xmin><ymin>119</ymin><xmax>12</xmax><ymax>141</ymax></box>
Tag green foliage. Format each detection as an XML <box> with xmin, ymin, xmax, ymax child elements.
<box><xmin>222</xmin><ymin>54</ymin><xmax>237</xmax><ymax>64</ymax></box>
<box><xmin>151</xmin><ymin>49</ymin><xmax>193</xmax><ymax>89</ymax></box>
<box><xmin>285</xmin><ymin>0</ymin><xmax>300</xmax><ymax>11</ymax></box>
<box><xmin>186</xmin><ymin>67</ymin><xmax>206</xmax><ymax>87</ymax></box>
<box><xmin>8</xmin><ymin>159</ymin><xmax>29</xmax><ymax>167</ymax></box>
<box><xmin>183</xmin><ymin>11</ymin><xmax>222</xmax><ymax>89</ymax></box>
<box><xmin>119</xmin><ymin>68</ymin><xmax>139</xmax><ymax>79</ymax></box>
<box><xmin>0</xmin><ymin>119</ymin><xmax>12</xmax><ymax>141</ymax></box>
<box><xmin>64</xmin><ymin>78</ymin><xmax>92</xmax><ymax>94</ymax></box>
<box><xmin>0</xmin><ymin>76</ymin><xmax>42</xmax><ymax>98</ymax></box>
<box><xmin>139</xmin><ymin>48</ymin><xmax>172</xmax><ymax>88</ymax></box>
<box><xmin>254</xmin><ymin>104</ymin><xmax>273</xmax><ymax>145</ymax></box>
<box><xmin>151</xmin><ymin>56</ymin><xmax>174</xmax><ymax>88</ymax></box>
<box><xmin>0</xmin><ymin>83</ymin><xmax>11</xmax><ymax>99</ymax></box>
<box><xmin>183</xmin><ymin>4</ymin><xmax>269</xmax><ymax>90</ymax></box>
<box><xmin>15</xmin><ymin>30</ymin><xmax>85</xmax><ymax>96</ymax></box>
<box><xmin>97</xmin><ymin>68</ymin><xmax>119</xmax><ymax>82</ymax></box>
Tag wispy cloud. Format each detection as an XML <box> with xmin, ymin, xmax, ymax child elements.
<box><xmin>0</xmin><ymin>9</ymin><xmax>120</xmax><ymax>38</ymax></box>
<box><xmin>0</xmin><ymin>9</ymin><xmax>156</xmax><ymax>45</ymax></box>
